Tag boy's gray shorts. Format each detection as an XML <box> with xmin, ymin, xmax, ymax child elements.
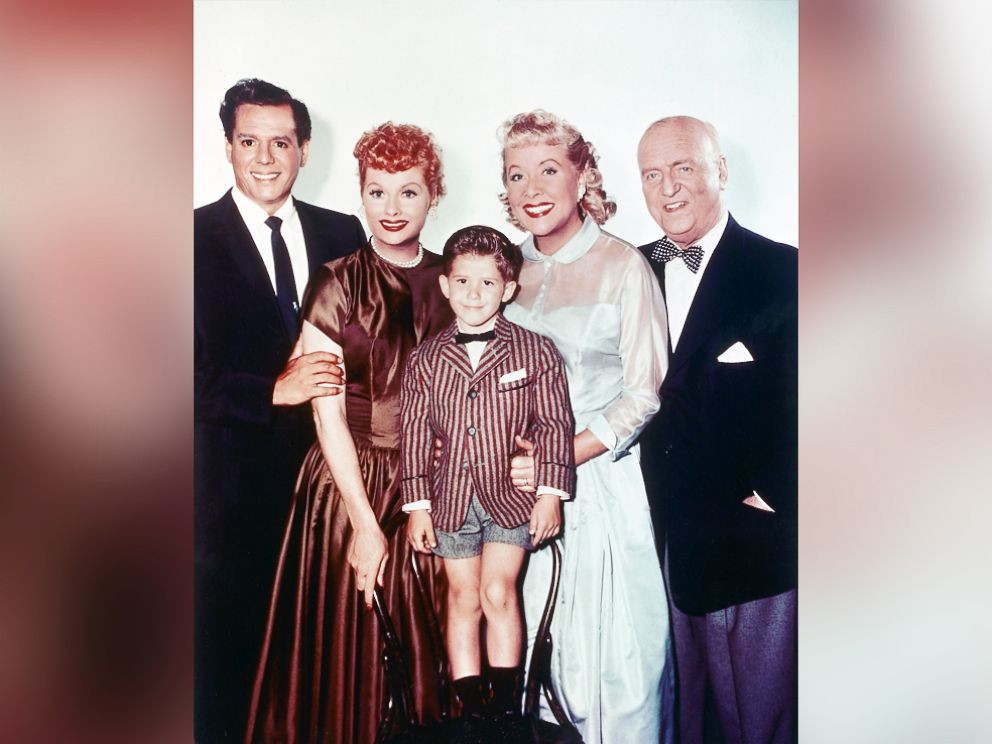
<box><xmin>432</xmin><ymin>493</ymin><xmax>533</xmax><ymax>559</ymax></box>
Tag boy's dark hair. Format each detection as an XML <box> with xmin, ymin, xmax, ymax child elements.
<box><xmin>442</xmin><ymin>225</ymin><xmax>523</xmax><ymax>283</ymax></box>
<box><xmin>219</xmin><ymin>78</ymin><xmax>312</xmax><ymax>144</ymax></box>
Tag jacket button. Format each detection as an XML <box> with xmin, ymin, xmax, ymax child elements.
<box><xmin>467</xmin><ymin>426</ymin><xmax>477</xmax><ymax>436</ymax></box>
<box><xmin>462</xmin><ymin>461</ymin><xmax>470</xmax><ymax>472</ymax></box>
<box><xmin>468</xmin><ymin>389</ymin><xmax>478</xmax><ymax>399</ymax></box>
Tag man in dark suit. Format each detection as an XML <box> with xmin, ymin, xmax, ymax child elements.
<box><xmin>636</xmin><ymin>116</ymin><xmax>797</xmax><ymax>744</ymax></box>
<box><xmin>194</xmin><ymin>78</ymin><xmax>363</xmax><ymax>742</ymax></box>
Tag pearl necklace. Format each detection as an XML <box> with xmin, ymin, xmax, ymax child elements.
<box><xmin>370</xmin><ymin>236</ymin><xmax>424</xmax><ymax>268</ymax></box>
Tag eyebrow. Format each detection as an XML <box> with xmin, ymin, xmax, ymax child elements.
<box><xmin>236</xmin><ymin>133</ymin><xmax>293</xmax><ymax>142</ymax></box>
<box><xmin>507</xmin><ymin>158</ymin><xmax>564</xmax><ymax>169</ymax></box>
<box><xmin>364</xmin><ymin>182</ymin><xmax>423</xmax><ymax>189</ymax></box>
<box><xmin>641</xmin><ymin>158</ymin><xmax>693</xmax><ymax>174</ymax></box>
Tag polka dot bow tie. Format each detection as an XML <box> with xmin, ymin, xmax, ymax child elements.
<box><xmin>650</xmin><ymin>236</ymin><xmax>705</xmax><ymax>273</ymax></box>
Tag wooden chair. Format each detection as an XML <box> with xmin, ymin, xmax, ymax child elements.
<box><xmin>373</xmin><ymin>542</ymin><xmax>582</xmax><ymax>743</ymax></box>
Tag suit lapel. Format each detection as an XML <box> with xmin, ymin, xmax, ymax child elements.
<box><xmin>470</xmin><ymin>315</ymin><xmax>513</xmax><ymax>384</ymax></box>
<box><xmin>438</xmin><ymin>324</ymin><xmax>474</xmax><ymax>379</ymax></box>
<box><xmin>212</xmin><ymin>191</ymin><xmax>287</xmax><ymax>338</ymax></box>
<box><xmin>295</xmin><ymin>199</ymin><xmax>329</xmax><ymax>275</ymax></box>
<box><xmin>669</xmin><ymin>216</ymin><xmax>746</xmax><ymax>377</ymax></box>
<box><xmin>655</xmin><ymin>260</ymin><xmax>674</xmax><ymax>363</ymax></box>
<box><xmin>471</xmin><ymin>340</ymin><xmax>510</xmax><ymax>385</ymax></box>
<box><xmin>436</xmin><ymin>317</ymin><xmax>514</xmax><ymax>382</ymax></box>
<box><xmin>641</xmin><ymin>244</ymin><xmax>674</xmax><ymax>366</ymax></box>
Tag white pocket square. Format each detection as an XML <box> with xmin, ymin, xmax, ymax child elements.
<box><xmin>717</xmin><ymin>341</ymin><xmax>754</xmax><ymax>363</ymax></box>
<box><xmin>498</xmin><ymin>368</ymin><xmax>528</xmax><ymax>384</ymax></box>
<box><xmin>742</xmin><ymin>491</ymin><xmax>775</xmax><ymax>512</ymax></box>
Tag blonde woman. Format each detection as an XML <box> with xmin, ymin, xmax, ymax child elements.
<box><xmin>499</xmin><ymin>110</ymin><xmax>675</xmax><ymax>744</ymax></box>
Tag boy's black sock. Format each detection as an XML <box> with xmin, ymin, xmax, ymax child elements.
<box><xmin>488</xmin><ymin>665</ymin><xmax>524</xmax><ymax>715</ymax></box>
<box><xmin>452</xmin><ymin>674</ymin><xmax>486</xmax><ymax>717</ymax></box>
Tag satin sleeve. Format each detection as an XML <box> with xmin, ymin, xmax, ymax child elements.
<box><xmin>300</xmin><ymin>261</ymin><xmax>352</xmax><ymax>344</ymax></box>
<box><xmin>588</xmin><ymin>251</ymin><xmax>669</xmax><ymax>459</ymax></box>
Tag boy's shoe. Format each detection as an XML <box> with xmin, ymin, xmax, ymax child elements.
<box><xmin>489</xmin><ymin>711</ymin><xmax>535</xmax><ymax>743</ymax></box>
<box><xmin>453</xmin><ymin>713</ymin><xmax>495</xmax><ymax>744</ymax></box>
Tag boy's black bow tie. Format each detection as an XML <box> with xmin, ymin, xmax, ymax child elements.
<box><xmin>454</xmin><ymin>330</ymin><xmax>496</xmax><ymax>344</ymax></box>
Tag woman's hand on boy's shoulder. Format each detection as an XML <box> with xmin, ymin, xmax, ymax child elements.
<box><xmin>510</xmin><ymin>435</ymin><xmax>536</xmax><ymax>492</ymax></box>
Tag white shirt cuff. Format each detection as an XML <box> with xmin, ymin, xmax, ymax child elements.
<box><xmin>401</xmin><ymin>500</ymin><xmax>432</xmax><ymax>513</ymax></box>
<box><xmin>536</xmin><ymin>485</ymin><xmax>570</xmax><ymax>501</ymax></box>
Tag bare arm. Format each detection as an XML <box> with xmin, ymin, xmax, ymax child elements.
<box><xmin>302</xmin><ymin>319</ymin><xmax>387</xmax><ymax>608</ymax></box>
<box><xmin>272</xmin><ymin>336</ymin><xmax>345</xmax><ymax>406</ymax></box>
<box><xmin>573</xmin><ymin>429</ymin><xmax>607</xmax><ymax>466</ymax></box>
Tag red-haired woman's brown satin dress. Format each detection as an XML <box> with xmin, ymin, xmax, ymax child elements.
<box><xmin>245</xmin><ymin>246</ymin><xmax>453</xmax><ymax>744</ymax></box>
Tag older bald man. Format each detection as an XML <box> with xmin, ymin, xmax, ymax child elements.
<box><xmin>636</xmin><ymin>116</ymin><xmax>797</xmax><ymax>744</ymax></box>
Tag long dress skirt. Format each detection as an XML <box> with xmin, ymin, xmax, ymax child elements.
<box><xmin>523</xmin><ymin>443</ymin><xmax>676</xmax><ymax>744</ymax></box>
<box><xmin>245</xmin><ymin>443</ymin><xmax>447</xmax><ymax>744</ymax></box>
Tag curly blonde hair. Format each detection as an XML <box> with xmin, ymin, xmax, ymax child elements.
<box><xmin>498</xmin><ymin>109</ymin><xmax>616</xmax><ymax>229</ymax></box>
<box><xmin>353</xmin><ymin>122</ymin><xmax>446</xmax><ymax>205</ymax></box>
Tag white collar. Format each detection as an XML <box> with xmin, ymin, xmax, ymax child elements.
<box><xmin>231</xmin><ymin>186</ymin><xmax>298</xmax><ymax>227</ymax></box>
<box><xmin>520</xmin><ymin>215</ymin><xmax>601</xmax><ymax>265</ymax></box>
<box><xmin>669</xmin><ymin>209</ymin><xmax>728</xmax><ymax>256</ymax></box>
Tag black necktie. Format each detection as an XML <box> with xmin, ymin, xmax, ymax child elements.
<box><xmin>454</xmin><ymin>330</ymin><xmax>496</xmax><ymax>344</ymax></box>
<box><xmin>265</xmin><ymin>216</ymin><xmax>300</xmax><ymax>335</ymax></box>
<box><xmin>649</xmin><ymin>235</ymin><xmax>705</xmax><ymax>273</ymax></box>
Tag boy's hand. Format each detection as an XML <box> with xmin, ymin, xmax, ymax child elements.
<box><xmin>406</xmin><ymin>510</ymin><xmax>438</xmax><ymax>554</ymax></box>
<box><xmin>529</xmin><ymin>493</ymin><xmax>561</xmax><ymax>545</ymax></box>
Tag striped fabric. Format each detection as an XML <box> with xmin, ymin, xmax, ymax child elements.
<box><xmin>401</xmin><ymin>313</ymin><xmax>575</xmax><ymax>531</ymax></box>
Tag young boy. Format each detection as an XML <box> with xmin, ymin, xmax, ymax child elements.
<box><xmin>400</xmin><ymin>225</ymin><xmax>575</xmax><ymax>730</ymax></box>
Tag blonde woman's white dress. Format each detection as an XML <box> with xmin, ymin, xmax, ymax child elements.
<box><xmin>505</xmin><ymin>216</ymin><xmax>676</xmax><ymax>744</ymax></box>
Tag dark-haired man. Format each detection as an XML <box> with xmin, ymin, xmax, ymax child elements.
<box><xmin>194</xmin><ymin>78</ymin><xmax>362</xmax><ymax>742</ymax></box>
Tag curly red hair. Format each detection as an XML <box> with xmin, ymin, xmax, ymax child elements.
<box><xmin>353</xmin><ymin>122</ymin><xmax>446</xmax><ymax>205</ymax></box>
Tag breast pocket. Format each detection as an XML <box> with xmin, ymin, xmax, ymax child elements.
<box><xmin>494</xmin><ymin>375</ymin><xmax>534</xmax><ymax>435</ymax></box>
<box><xmin>497</xmin><ymin>376</ymin><xmax>531</xmax><ymax>393</ymax></box>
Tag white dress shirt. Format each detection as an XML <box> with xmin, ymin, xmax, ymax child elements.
<box><xmin>664</xmin><ymin>209</ymin><xmax>729</xmax><ymax>350</ymax></box>
<box><xmin>231</xmin><ymin>186</ymin><xmax>310</xmax><ymax>301</ymax></box>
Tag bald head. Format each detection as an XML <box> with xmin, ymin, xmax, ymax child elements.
<box><xmin>639</xmin><ymin>116</ymin><xmax>722</xmax><ymax>158</ymax></box>
<box><xmin>637</xmin><ymin>115</ymin><xmax>728</xmax><ymax>248</ymax></box>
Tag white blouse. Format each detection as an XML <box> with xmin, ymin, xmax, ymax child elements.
<box><xmin>505</xmin><ymin>216</ymin><xmax>669</xmax><ymax>459</ymax></box>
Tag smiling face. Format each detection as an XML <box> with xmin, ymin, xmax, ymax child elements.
<box><xmin>439</xmin><ymin>254</ymin><xmax>517</xmax><ymax>331</ymax></box>
<box><xmin>638</xmin><ymin>119</ymin><xmax>728</xmax><ymax>248</ymax></box>
<box><xmin>503</xmin><ymin>142</ymin><xmax>585</xmax><ymax>254</ymax></box>
<box><xmin>226</xmin><ymin>103</ymin><xmax>308</xmax><ymax>215</ymax></box>
<box><xmin>361</xmin><ymin>166</ymin><xmax>431</xmax><ymax>254</ymax></box>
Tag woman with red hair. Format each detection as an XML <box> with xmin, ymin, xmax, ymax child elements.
<box><xmin>245</xmin><ymin>122</ymin><xmax>452</xmax><ymax>744</ymax></box>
